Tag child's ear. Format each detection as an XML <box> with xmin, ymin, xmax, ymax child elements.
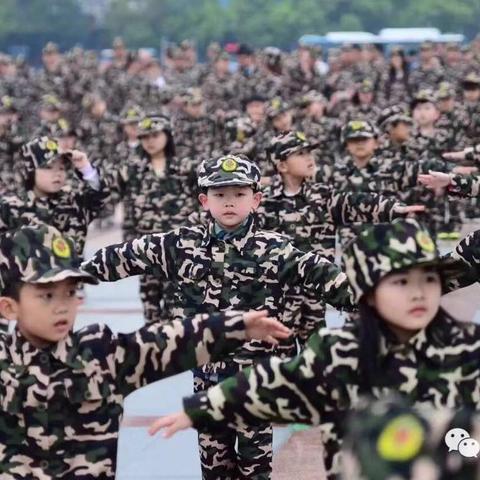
<box><xmin>0</xmin><ymin>297</ymin><xmax>18</xmax><ymax>321</ymax></box>
<box><xmin>252</xmin><ymin>191</ymin><xmax>263</xmax><ymax>210</ymax></box>
<box><xmin>198</xmin><ymin>193</ymin><xmax>209</xmax><ymax>210</ymax></box>
<box><xmin>276</xmin><ymin>161</ymin><xmax>288</xmax><ymax>174</ymax></box>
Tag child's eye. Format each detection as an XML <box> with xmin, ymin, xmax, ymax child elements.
<box><xmin>425</xmin><ymin>273</ymin><xmax>440</xmax><ymax>283</ymax></box>
<box><xmin>214</xmin><ymin>193</ymin><xmax>223</xmax><ymax>197</ymax></box>
<box><xmin>68</xmin><ymin>289</ymin><xmax>77</xmax><ymax>297</ymax></box>
<box><xmin>392</xmin><ymin>278</ymin><xmax>408</xmax><ymax>286</ymax></box>
<box><xmin>40</xmin><ymin>292</ymin><xmax>54</xmax><ymax>300</ymax></box>
<box><xmin>236</xmin><ymin>193</ymin><xmax>245</xmax><ymax>197</ymax></box>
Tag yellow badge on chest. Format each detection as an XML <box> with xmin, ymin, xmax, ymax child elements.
<box><xmin>52</xmin><ymin>237</ymin><xmax>71</xmax><ymax>258</ymax></box>
<box><xmin>46</xmin><ymin>139</ymin><xmax>58</xmax><ymax>152</ymax></box>
<box><xmin>221</xmin><ymin>157</ymin><xmax>238</xmax><ymax>172</ymax></box>
<box><xmin>377</xmin><ymin>414</ymin><xmax>424</xmax><ymax>461</ymax></box>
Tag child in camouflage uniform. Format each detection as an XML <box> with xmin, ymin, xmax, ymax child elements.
<box><xmin>149</xmin><ymin>218</ymin><xmax>480</xmax><ymax>479</ymax></box>
<box><xmin>258</xmin><ymin>130</ymin><xmax>422</xmax><ymax>352</ymax></box>
<box><xmin>0</xmin><ymin>223</ymin><xmax>289</xmax><ymax>479</ymax></box>
<box><xmin>82</xmin><ymin>154</ymin><xmax>356</xmax><ymax>480</ymax></box>
<box><xmin>0</xmin><ymin>136</ymin><xmax>110</xmax><ymax>258</ymax></box>
<box><xmin>110</xmin><ymin>115</ymin><xmax>196</xmax><ymax>323</ymax></box>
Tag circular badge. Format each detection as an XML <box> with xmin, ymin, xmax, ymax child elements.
<box><xmin>350</xmin><ymin>120</ymin><xmax>366</xmax><ymax>131</ymax></box>
<box><xmin>52</xmin><ymin>237</ymin><xmax>71</xmax><ymax>259</ymax></box>
<box><xmin>221</xmin><ymin>157</ymin><xmax>238</xmax><ymax>172</ymax></box>
<box><xmin>140</xmin><ymin>118</ymin><xmax>152</xmax><ymax>129</ymax></box>
<box><xmin>377</xmin><ymin>414</ymin><xmax>424</xmax><ymax>462</ymax></box>
<box><xmin>416</xmin><ymin>231</ymin><xmax>435</xmax><ymax>253</ymax></box>
<box><xmin>46</xmin><ymin>139</ymin><xmax>58</xmax><ymax>152</ymax></box>
<box><xmin>296</xmin><ymin>131</ymin><xmax>306</xmax><ymax>142</ymax></box>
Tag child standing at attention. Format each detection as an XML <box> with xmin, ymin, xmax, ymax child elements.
<box><xmin>82</xmin><ymin>154</ymin><xmax>356</xmax><ymax>480</ymax></box>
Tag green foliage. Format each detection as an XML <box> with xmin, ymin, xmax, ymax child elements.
<box><xmin>0</xmin><ymin>0</ymin><xmax>478</xmax><ymax>54</ymax></box>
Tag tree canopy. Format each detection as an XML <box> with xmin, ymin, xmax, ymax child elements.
<box><xmin>0</xmin><ymin>0</ymin><xmax>479</xmax><ymax>56</ymax></box>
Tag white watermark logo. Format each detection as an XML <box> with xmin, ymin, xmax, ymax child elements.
<box><xmin>444</xmin><ymin>428</ymin><xmax>480</xmax><ymax>458</ymax></box>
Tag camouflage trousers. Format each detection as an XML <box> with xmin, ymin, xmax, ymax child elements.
<box><xmin>193</xmin><ymin>363</ymin><xmax>273</xmax><ymax>480</ymax></box>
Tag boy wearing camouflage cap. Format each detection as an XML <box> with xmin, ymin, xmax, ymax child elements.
<box><xmin>0</xmin><ymin>223</ymin><xmax>289</xmax><ymax>479</ymax></box>
<box><xmin>83</xmin><ymin>153</ymin><xmax>357</xmax><ymax>480</ymax></box>
<box><xmin>149</xmin><ymin>218</ymin><xmax>480</xmax><ymax>479</ymax></box>
<box><xmin>259</xmin><ymin>130</ymin><xmax>422</xmax><ymax>350</ymax></box>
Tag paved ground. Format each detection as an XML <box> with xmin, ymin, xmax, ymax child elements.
<box><xmin>78</xmin><ymin>221</ymin><xmax>480</xmax><ymax>480</ymax></box>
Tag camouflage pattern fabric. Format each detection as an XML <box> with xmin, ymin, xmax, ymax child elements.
<box><xmin>197</xmin><ymin>154</ymin><xmax>261</xmax><ymax>190</ymax></box>
<box><xmin>181</xmin><ymin>221</ymin><xmax>480</xmax><ymax>480</ymax></box>
<box><xmin>342</xmin><ymin>396</ymin><xmax>480</xmax><ymax>480</ymax></box>
<box><xmin>0</xmin><ymin>140</ymin><xmax>110</xmax><ymax>257</ymax></box>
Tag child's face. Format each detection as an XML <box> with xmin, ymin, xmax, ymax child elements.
<box><xmin>278</xmin><ymin>149</ymin><xmax>316</xmax><ymax>179</ymax></box>
<box><xmin>272</xmin><ymin>111</ymin><xmax>293</xmax><ymax>132</ymax></box>
<box><xmin>123</xmin><ymin>122</ymin><xmax>138</xmax><ymax>140</ymax></box>
<box><xmin>34</xmin><ymin>158</ymin><xmax>67</xmax><ymax>195</ymax></box>
<box><xmin>306</xmin><ymin>101</ymin><xmax>325</xmax><ymax>117</ymax></box>
<box><xmin>346</xmin><ymin>137</ymin><xmax>377</xmax><ymax>161</ymax></box>
<box><xmin>141</xmin><ymin>131</ymin><xmax>168</xmax><ymax>156</ymax></box>
<box><xmin>246</xmin><ymin>101</ymin><xmax>265</xmax><ymax>123</ymax></box>
<box><xmin>1</xmin><ymin>279</ymin><xmax>80</xmax><ymax>348</ymax></box>
<box><xmin>389</xmin><ymin>122</ymin><xmax>411</xmax><ymax>143</ymax></box>
<box><xmin>184</xmin><ymin>102</ymin><xmax>204</xmax><ymax>118</ymax></box>
<box><xmin>412</xmin><ymin>102</ymin><xmax>439</xmax><ymax>127</ymax></box>
<box><xmin>464</xmin><ymin>87</ymin><xmax>480</xmax><ymax>103</ymax></box>
<box><xmin>198</xmin><ymin>185</ymin><xmax>262</xmax><ymax>230</ymax></box>
<box><xmin>57</xmin><ymin>135</ymin><xmax>76</xmax><ymax>151</ymax></box>
<box><xmin>371</xmin><ymin>266</ymin><xmax>442</xmax><ymax>342</ymax></box>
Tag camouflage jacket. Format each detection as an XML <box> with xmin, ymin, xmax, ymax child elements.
<box><xmin>173</xmin><ymin>113</ymin><xmax>220</xmax><ymax>176</ymax></box>
<box><xmin>258</xmin><ymin>175</ymin><xmax>402</xmax><ymax>261</ymax></box>
<box><xmin>0</xmin><ymin>174</ymin><xmax>110</xmax><ymax>256</ymax></box>
<box><xmin>183</xmin><ymin>316</ymin><xmax>480</xmax><ymax>479</ymax></box>
<box><xmin>0</xmin><ymin>311</ymin><xmax>251</xmax><ymax>479</ymax></box>
<box><xmin>109</xmin><ymin>150</ymin><xmax>195</xmax><ymax>240</ymax></box>
<box><xmin>449</xmin><ymin>173</ymin><xmax>480</xmax><ymax>198</ymax></box>
<box><xmin>82</xmin><ymin>216</ymin><xmax>355</xmax><ymax>363</ymax></box>
<box><xmin>201</xmin><ymin>71</ymin><xmax>237</xmax><ymax>114</ymax></box>
<box><xmin>408</xmin><ymin>65</ymin><xmax>445</xmax><ymax>91</ymax></box>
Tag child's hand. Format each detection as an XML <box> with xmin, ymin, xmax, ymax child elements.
<box><xmin>148</xmin><ymin>411</ymin><xmax>193</xmax><ymax>438</ymax></box>
<box><xmin>243</xmin><ymin>309</ymin><xmax>291</xmax><ymax>345</ymax></box>
<box><xmin>418</xmin><ymin>171</ymin><xmax>454</xmax><ymax>190</ymax></box>
<box><xmin>442</xmin><ymin>149</ymin><xmax>469</xmax><ymax>161</ymax></box>
<box><xmin>452</xmin><ymin>165</ymin><xmax>478</xmax><ymax>175</ymax></box>
<box><xmin>64</xmin><ymin>149</ymin><xmax>91</xmax><ymax>170</ymax></box>
<box><xmin>393</xmin><ymin>204</ymin><xmax>425</xmax><ymax>216</ymax></box>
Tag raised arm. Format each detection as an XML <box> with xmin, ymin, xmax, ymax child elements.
<box><xmin>81</xmin><ymin>231</ymin><xmax>175</xmax><ymax>281</ymax></box>
<box><xmin>112</xmin><ymin>310</ymin><xmax>291</xmax><ymax>397</ymax></box>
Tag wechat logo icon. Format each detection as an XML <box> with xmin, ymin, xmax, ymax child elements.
<box><xmin>445</xmin><ymin>428</ymin><xmax>480</xmax><ymax>458</ymax></box>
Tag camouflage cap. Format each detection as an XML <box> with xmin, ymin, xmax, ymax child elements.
<box><xmin>343</xmin><ymin>218</ymin><xmax>465</xmax><ymax>302</ymax></box>
<box><xmin>137</xmin><ymin>115</ymin><xmax>172</xmax><ymax>138</ymax></box>
<box><xmin>358</xmin><ymin>78</ymin><xmax>375</xmax><ymax>93</ymax></box>
<box><xmin>266</xmin><ymin>97</ymin><xmax>290</xmax><ymax>119</ymax></box>
<box><xmin>267</xmin><ymin>131</ymin><xmax>318</xmax><ymax>166</ymax></box>
<box><xmin>462</xmin><ymin>72</ymin><xmax>480</xmax><ymax>87</ymax></box>
<box><xmin>46</xmin><ymin>118</ymin><xmax>77</xmax><ymax>138</ymax></box>
<box><xmin>436</xmin><ymin>82</ymin><xmax>456</xmax><ymax>100</ymax></box>
<box><xmin>411</xmin><ymin>89</ymin><xmax>437</xmax><ymax>109</ymax></box>
<box><xmin>40</xmin><ymin>94</ymin><xmax>62</xmax><ymax>111</ymax></box>
<box><xmin>0</xmin><ymin>224</ymin><xmax>97</xmax><ymax>294</ymax></box>
<box><xmin>378</xmin><ymin>105</ymin><xmax>413</xmax><ymax>129</ymax></box>
<box><xmin>21</xmin><ymin>137</ymin><xmax>66</xmax><ymax>170</ymax></box>
<box><xmin>197</xmin><ymin>154</ymin><xmax>261</xmax><ymax>190</ymax></box>
<box><xmin>341</xmin><ymin>119</ymin><xmax>378</xmax><ymax>144</ymax></box>
<box><xmin>42</xmin><ymin>41</ymin><xmax>59</xmax><ymax>54</ymax></box>
<box><xmin>298</xmin><ymin>90</ymin><xmax>327</xmax><ymax>107</ymax></box>
<box><xmin>224</xmin><ymin>116</ymin><xmax>256</xmax><ymax>143</ymax></box>
<box><xmin>263</xmin><ymin>46</ymin><xmax>282</xmax><ymax>66</ymax></box>
<box><xmin>179</xmin><ymin>87</ymin><xmax>203</xmax><ymax>105</ymax></box>
<box><xmin>120</xmin><ymin>104</ymin><xmax>145</xmax><ymax>124</ymax></box>
<box><xmin>0</xmin><ymin>95</ymin><xmax>17</xmax><ymax>114</ymax></box>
